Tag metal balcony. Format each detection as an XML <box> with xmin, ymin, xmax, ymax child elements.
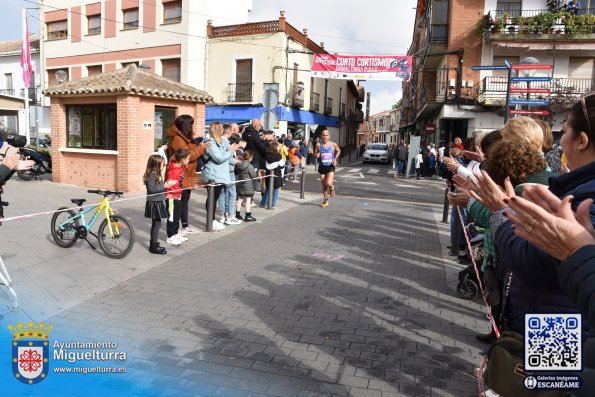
<box><xmin>227</xmin><ymin>82</ymin><xmax>254</xmax><ymax>103</ymax></box>
<box><xmin>430</xmin><ymin>24</ymin><xmax>448</xmax><ymax>44</ymax></box>
<box><xmin>310</xmin><ymin>92</ymin><xmax>320</xmax><ymax>112</ymax></box>
<box><xmin>324</xmin><ymin>97</ymin><xmax>333</xmax><ymax>115</ymax></box>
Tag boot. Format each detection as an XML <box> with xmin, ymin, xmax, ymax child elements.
<box><xmin>235</xmin><ymin>211</ymin><xmax>243</xmax><ymax>221</ymax></box>
<box><xmin>149</xmin><ymin>241</ymin><xmax>167</xmax><ymax>255</ymax></box>
<box><xmin>244</xmin><ymin>213</ymin><xmax>256</xmax><ymax>222</ymax></box>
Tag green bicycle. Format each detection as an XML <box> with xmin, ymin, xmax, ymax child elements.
<box><xmin>50</xmin><ymin>189</ymin><xmax>135</xmax><ymax>259</ymax></box>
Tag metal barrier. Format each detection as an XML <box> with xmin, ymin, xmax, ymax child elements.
<box><xmin>442</xmin><ymin>188</ymin><xmax>450</xmax><ymax>224</ymax></box>
<box><xmin>300</xmin><ymin>169</ymin><xmax>306</xmax><ymax>199</ymax></box>
<box><xmin>267</xmin><ymin>173</ymin><xmax>274</xmax><ymax>210</ymax></box>
<box><xmin>206</xmin><ymin>185</ymin><xmax>215</xmax><ymax>232</ymax></box>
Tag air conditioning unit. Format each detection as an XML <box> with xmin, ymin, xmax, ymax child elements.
<box><xmin>467</xmin><ymin>80</ymin><xmax>474</xmax><ymax>88</ymax></box>
<box><xmin>449</xmin><ymin>79</ymin><xmax>456</xmax><ymax>88</ymax></box>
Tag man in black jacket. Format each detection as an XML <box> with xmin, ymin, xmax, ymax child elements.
<box><xmin>242</xmin><ymin>119</ymin><xmax>265</xmax><ymax>190</ymax></box>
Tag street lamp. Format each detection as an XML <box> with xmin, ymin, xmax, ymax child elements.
<box><xmin>54</xmin><ymin>69</ymin><xmax>67</xmax><ymax>84</ymax></box>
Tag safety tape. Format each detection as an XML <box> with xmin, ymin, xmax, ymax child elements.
<box><xmin>456</xmin><ymin>206</ymin><xmax>501</xmax><ymax>339</ymax></box>
<box><xmin>0</xmin><ymin>167</ymin><xmax>310</xmax><ymax>224</ymax></box>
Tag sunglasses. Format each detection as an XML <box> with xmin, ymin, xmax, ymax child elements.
<box><xmin>580</xmin><ymin>92</ymin><xmax>593</xmax><ymax>134</ymax></box>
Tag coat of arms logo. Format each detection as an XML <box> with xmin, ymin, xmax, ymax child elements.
<box><xmin>9</xmin><ymin>321</ymin><xmax>53</xmax><ymax>384</ymax></box>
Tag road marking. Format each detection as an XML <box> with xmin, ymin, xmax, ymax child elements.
<box><xmin>340</xmin><ymin>172</ymin><xmax>365</xmax><ymax>179</ymax></box>
<box><xmin>387</xmin><ymin>170</ymin><xmax>398</xmax><ymax>174</ymax></box>
<box><xmin>354</xmin><ymin>181</ymin><xmax>377</xmax><ymax>185</ymax></box>
<box><xmin>367</xmin><ymin>168</ymin><xmax>380</xmax><ymax>174</ymax></box>
<box><xmin>394</xmin><ymin>184</ymin><xmax>421</xmax><ymax>188</ymax></box>
<box><xmin>347</xmin><ymin>168</ymin><xmax>361</xmax><ymax>173</ymax></box>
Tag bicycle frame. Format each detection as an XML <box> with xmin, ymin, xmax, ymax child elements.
<box><xmin>58</xmin><ymin>196</ymin><xmax>120</xmax><ymax>237</ymax></box>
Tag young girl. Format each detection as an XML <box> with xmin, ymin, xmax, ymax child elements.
<box><xmin>260</xmin><ymin>142</ymin><xmax>284</xmax><ymax>209</ymax></box>
<box><xmin>143</xmin><ymin>154</ymin><xmax>177</xmax><ymax>254</ymax></box>
<box><xmin>234</xmin><ymin>149</ymin><xmax>257</xmax><ymax>221</ymax></box>
<box><xmin>166</xmin><ymin>148</ymin><xmax>190</xmax><ymax>246</ymax></box>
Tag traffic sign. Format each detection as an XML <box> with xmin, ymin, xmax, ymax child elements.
<box><xmin>260</xmin><ymin>110</ymin><xmax>278</xmax><ymax>131</ymax></box>
<box><xmin>471</xmin><ymin>65</ymin><xmax>510</xmax><ymax>71</ymax></box>
<box><xmin>508</xmin><ymin>99</ymin><xmax>550</xmax><ymax>106</ymax></box>
<box><xmin>510</xmin><ymin>87</ymin><xmax>551</xmax><ymax>94</ymax></box>
<box><xmin>511</xmin><ymin>64</ymin><xmax>553</xmax><ymax>70</ymax></box>
<box><xmin>508</xmin><ymin>109</ymin><xmax>550</xmax><ymax>116</ymax></box>
<box><xmin>510</xmin><ymin>77</ymin><xmax>553</xmax><ymax>83</ymax></box>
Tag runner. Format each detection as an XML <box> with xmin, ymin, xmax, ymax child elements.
<box><xmin>315</xmin><ymin>129</ymin><xmax>340</xmax><ymax>208</ymax></box>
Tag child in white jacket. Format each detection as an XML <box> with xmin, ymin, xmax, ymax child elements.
<box><xmin>415</xmin><ymin>153</ymin><xmax>423</xmax><ymax>180</ymax></box>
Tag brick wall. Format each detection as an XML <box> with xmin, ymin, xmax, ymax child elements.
<box><xmin>448</xmin><ymin>0</ymin><xmax>484</xmax><ymax>87</ymax></box>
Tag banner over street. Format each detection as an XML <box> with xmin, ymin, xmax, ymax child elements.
<box><xmin>311</xmin><ymin>54</ymin><xmax>412</xmax><ymax>81</ymax></box>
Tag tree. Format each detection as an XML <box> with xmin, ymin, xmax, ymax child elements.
<box><xmin>392</xmin><ymin>98</ymin><xmax>402</xmax><ymax>110</ymax></box>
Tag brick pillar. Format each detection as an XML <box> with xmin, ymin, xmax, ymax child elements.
<box><xmin>50</xmin><ymin>98</ymin><xmax>66</xmax><ymax>183</ymax></box>
<box><xmin>116</xmin><ymin>95</ymin><xmax>141</xmax><ymax>192</ymax></box>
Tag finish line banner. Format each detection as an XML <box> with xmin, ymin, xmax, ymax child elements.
<box><xmin>311</xmin><ymin>54</ymin><xmax>412</xmax><ymax>81</ymax></box>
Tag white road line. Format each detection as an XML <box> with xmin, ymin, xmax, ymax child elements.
<box><xmin>347</xmin><ymin>168</ymin><xmax>361</xmax><ymax>173</ymax></box>
<box><xmin>354</xmin><ymin>181</ymin><xmax>377</xmax><ymax>185</ymax></box>
<box><xmin>367</xmin><ymin>168</ymin><xmax>380</xmax><ymax>174</ymax></box>
<box><xmin>394</xmin><ymin>184</ymin><xmax>421</xmax><ymax>188</ymax></box>
<box><xmin>340</xmin><ymin>172</ymin><xmax>365</xmax><ymax>179</ymax></box>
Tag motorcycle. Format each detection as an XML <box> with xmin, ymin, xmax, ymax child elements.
<box><xmin>17</xmin><ymin>146</ymin><xmax>52</xmax><ymax>181</ymax></box>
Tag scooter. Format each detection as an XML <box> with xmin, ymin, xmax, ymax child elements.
<box><xmin>17</xmin><ymin>147</ymin><xmax>52</xmax><ymax>181</ymax></box>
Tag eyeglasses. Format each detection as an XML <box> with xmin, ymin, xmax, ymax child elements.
<box><xmin>580</xmin><ymin>92</ymin><xmax>593</xmax><ymax>134</ymax></box>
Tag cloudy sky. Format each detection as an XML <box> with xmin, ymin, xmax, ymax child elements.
<box><xmin>1</xmin><ymin>0</ymin><xmax>417</xmax><ymax>114</ymax></box>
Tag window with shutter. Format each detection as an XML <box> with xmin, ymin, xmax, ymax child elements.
<box><xmin>163</xmin><ymin>1</ymin><xmax>182</xmax><ymax>24</ymax></box>
<box><xmin>234</xmin><ymin>59</ymin><xmax>253</xmax><ymax>102</ymax></box>
<box><xmin>47</xmin><ymin>20</ymin><xmax>68</xmax><ymax>40</ymax></box>
<box><xmin>123</xmin><ymin>8</ymin><xmax>139</xmax><ymax>29</ymax></box>
<box><xmin>162</xmin><ymin>58</ymin><xmax>181</xmax><ymax>82</ymax></box>
<box><xmin>87</xmin><ymin>65</ymin><xmax>102</xmax><ymax>77</ymax></box>
<box><xmin>88</xmin><ymin>15</ymin><xmax>101</xmax><ymax>35</ymax></box>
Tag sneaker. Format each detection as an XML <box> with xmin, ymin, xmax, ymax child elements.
<box><xmin>212</xmin><ymin>220</ymin><xmax>226</xmax><ymax>230</ymax></box>
<box><xmin>244</xmin><ymin>214</ymin><xmax>256</xmax><ymax>222</ymax></box>
<box><xmin>235</xmin><ymin>213</ymin><xmax>243</xmax><ymax>221</ymax></box>
<box><xmin>225</xmin><ymin>217</ymin><xmax>242</xmax><ymax>225</ymax></box>
<box><xmin>219</xmin><ymin>216</ymin><xmax>226</xmax><ymax>224</ymax></box>
<box><xmin>320</xmin><ymin>200</ymin><xmax>329</xmax><ymax>208</ymax></box>
<box><xmin>179</xmin><ymin>225</ymin><xmax>200</xmax><ymax>235</ymax></box>
<box><xmin>175</xmin><ymin>233</ymin><xmax>188</xmax><ymax>242</ymax></box>
<box><xmin>166</xmin><ymin>236</ymin><xmax>182</xmax><ymax>246</ymax></box>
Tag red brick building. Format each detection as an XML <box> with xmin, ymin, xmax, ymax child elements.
<box><xmin>44</xmin><ymin>64</ymin><xmax>211</xmax><ymax>192</ymax></box>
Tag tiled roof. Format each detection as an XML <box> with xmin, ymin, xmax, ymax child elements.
<box><xmin>0</xmin><ymin>36</ymin><xmax>40</xmax><ymax>57</ymax></box>
<box><xmin>44</xmin><ymin>64</ymin><xmax>212</xmax><ymax>103</ymax></box>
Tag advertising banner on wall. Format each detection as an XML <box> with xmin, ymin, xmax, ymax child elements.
<box><xmin>311</xmin><ymin>54</ymin><xmax>412</xmax><ymax>81</ymax></box>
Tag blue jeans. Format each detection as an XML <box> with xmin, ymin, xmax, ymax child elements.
<box><xmin>261</xmin><ymin>187</ymin><xmax>279</xmax><ymax>208</ymax></box>
<box><xmin>450</xmin><ymin>206</ymin><xmax>467</xmax><ymax>250</ymax></box>
<box><xmin>218</xmin><ymin>173</ymin><xmax>237</xmax><ymax>216</ymax></box>
<box><xmin>397</xmin><ymin>160</ymin><xmax>405</xmax><ymax>174</ymax></box>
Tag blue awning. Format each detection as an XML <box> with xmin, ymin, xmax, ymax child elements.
<box><xmin>206</xmin><ymin>105</ymin><xmax>340</xmax><ymax>128</ymax></box>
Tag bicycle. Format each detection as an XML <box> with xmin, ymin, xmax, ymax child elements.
<box><xmin>50</xmin><ymin>189</ymin><xmax>135</xmax><ymax>259</ymax></box>
<box><xmin>0</xmin><ymin>199</ymin><xmax>18</xmax><ymax>311</ymax></box>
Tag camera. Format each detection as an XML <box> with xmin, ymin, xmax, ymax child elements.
<box><xmin>7</xmin><ymin>134</ymin><xmax>27</xmax><ymax>148</ymax></box>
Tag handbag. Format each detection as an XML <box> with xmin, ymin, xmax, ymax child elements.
<box><xmin>482</xmin><ymin>332</ymin><xmax>566</xmax><ymax>397</ymax></box>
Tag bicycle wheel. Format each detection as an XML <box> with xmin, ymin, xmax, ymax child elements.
<box><xmin>97</xmin><ymin>214</ymin><xmax>135</xmax><ymax>259</ymax></box>
<box><xmin>17</xmin><ymin>169</ymin><xmax>35</xmax><ymax>181</ymax></box>
<box><xmin>50</xmin><ymin>207</ymin><xmax>80</xmax><ymax>248</ymax></box>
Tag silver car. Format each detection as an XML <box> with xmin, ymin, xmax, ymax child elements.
<box><xmin>363</xmin><ymin>143</ymin><xmax>391</xmax><ymax>164</ymax></box>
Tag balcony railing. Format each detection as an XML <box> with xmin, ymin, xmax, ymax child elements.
<box><xmin>0</xmin><ymin>88</ymin><xmax>38</xmax><ymax>104</ymax></box>
<box><xmin>310</xmin><ymin>92</ymin><xmax>320</xmax><ymax>112</ymax></box>
<box><xmin>492</xmin><ymin>8</ymin><xmax>595</xmax><ymax>19</ymax></box>
<box><xmin>419</xmin><ymin>80</ymin><xmax>448</xmax><ymax>109</ymax></box>
<box><xmin>227</xmin><ymin>82</ymin><xmax>254</xmax><ymax>103</ymax></box>
<box><xmin>0</xmin><ymin>89</ymin><xmax>16</xmax><ymax>96</ymax></box>
<box><xmin>324</xmin><ymin>97</ymin><xmax>333</xmax><ymax>115</ymax></box>
<box><xmin>430</xmin><ymin>24</ymin><xmax>448</xmax><ymax>44</ymax></box>
<box><xmin>478</xmin><ymin>76</ymin><xmax>595</xmax><ymax>103</ymax></box>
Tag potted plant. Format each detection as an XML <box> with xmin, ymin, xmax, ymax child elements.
<box><xmin>492</xmin><ymin>18</ymin><xmax>504</xmax><ymax>33</ymax></box>
<box><xmin>501</xmin><ymin>11</ymin><xmax>511</xmax><ymax>25</ymax></box>
<box><xmin>564</xmin><ymin>13</ymin><xmax>577</xmax><ymax>35</ymax></box>
<box><xmin>517</xmin><ymin>16</ymin><xmax>530</xmax><ymax>34</ymax></box>
<box><xmin>476</xmin><ymin>13</ymin><xmax>492</xmax><ymax>36</ymax></box>
<box><xmin>575</xmin><ymin>14</ymin><xmax>595</xmax><ymax>34</ymax></box>
<box><xmin>538</xmin><ymin>12</ymin><xmax>557</xmax><ymax>34</ymax></box>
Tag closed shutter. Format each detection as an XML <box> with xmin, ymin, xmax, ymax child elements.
<box><xmin>235</xmin><ymin>59</ymin><xmax>253</xmax><ymax>101</ymax></box>
<box><xmin>492</xmin><ymin>56</ymin><xmax>519</xmax><ymax>79</ymax></box>
<box><xmin>568</xmin><ymin>58</ymin><xmax>594</xmax><ymax>79</ymax></box>
<box><xmin>162</xmin><ymin>58</ymin><xmax>180</xmax><ymax>82</ymax></box>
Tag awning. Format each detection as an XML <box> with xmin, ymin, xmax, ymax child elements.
<box><xmin>206</xmin><ymin>105</ymin><xmax>341</xmax><ymax>128</ymax></box>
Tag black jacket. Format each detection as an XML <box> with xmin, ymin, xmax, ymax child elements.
<box><xmin>559</xmin><ymin>245</ymin><xmax>595</xmax><ymax>396</ymax></box>
<box><xmin>234</xmin><ymin>160</ymin><xmax>256</xmax><ymax>197</ymax></box>
<box><xmin>242</xmin><ymin>125</ymin><xmax>265</xmax><ymax>167</ymax></box>
<box><xmin>264</xmin><ymin>152</ymin><xmax>284</xmax><ymax>189</ymax></box>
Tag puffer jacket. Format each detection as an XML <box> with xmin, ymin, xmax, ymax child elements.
<box><xmin>264</xmin><ymin>152</ymin><xmax>284</xmax><ymax>189</ymax></box>
<box><xmin>166</xmin><ymin>125</ymin><xmax>206</xmax><ymax>189</ymax></box>
<box><xmin>559</xmin><ymin>245</ymin><xmax>595</xmax><ymax>396</ymax></box>
<box><xmin>494</xmin><ymin>164</ymin><xmax>595</xmax><ymax>334</ymax></box>
<box><xmin>201</xmin><ymin>138</ymin><xmax>233</xmax><ymax>184</ymax></box>
<box><xmin>235</xmin><ymin>160</ymin><xmax>256</xmax><ymax>197</ymax></box>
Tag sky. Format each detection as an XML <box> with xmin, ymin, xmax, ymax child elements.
<box><xmin>0</xmin><ymin>0</ymin><xmax>417</xmax><ymax>114</ymax></box>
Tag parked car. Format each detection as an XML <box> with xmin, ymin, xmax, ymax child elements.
<box><xmin>29</xmin><ymin>137</ymin><xmax>51</xmax><ymax>150</ymax></box>
<box><xmin>362</xmin><ymin>143</ymin><xmax>391</xmax><ymax>164</ymax></box>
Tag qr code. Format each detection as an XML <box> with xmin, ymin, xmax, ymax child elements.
<box><xmin>525</xmin><ymin>314</ymin><xmax>581</xmax><ymax>371</ymax></box>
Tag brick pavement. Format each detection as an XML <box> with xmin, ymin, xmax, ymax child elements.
<box><xmin>38</xmin><ymin>194</ymin><xmax>487</xmax><ymax>397</ymax></box>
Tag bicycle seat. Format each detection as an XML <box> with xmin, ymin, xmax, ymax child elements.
<box><xmin>70</xmin><ymin>198</ymin><xmax>86</xmax><ymax>206</ymax></box>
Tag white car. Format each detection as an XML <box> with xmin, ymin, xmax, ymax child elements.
<box><xmin>363</xmin><ymin>143</ymin><xmax>391</xmax><ymax>164</ymax></box>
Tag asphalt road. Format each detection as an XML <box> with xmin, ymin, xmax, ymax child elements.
<box><xmin>285</xmin><ymin>161</ymin><xmax>446</xmax><ymax>205</ymax></box>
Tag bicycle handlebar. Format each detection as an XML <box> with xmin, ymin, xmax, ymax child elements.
<box><xmin>87</xmin><ymin>189</ymin><xmax>124</xmax><ymax>197</ymax></box>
